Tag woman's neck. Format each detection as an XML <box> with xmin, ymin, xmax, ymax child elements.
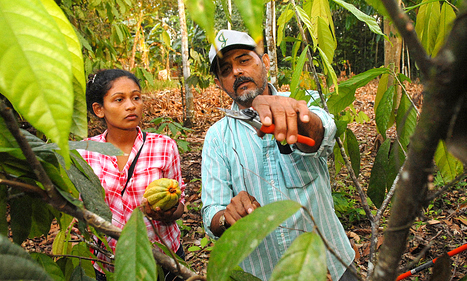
<box><xmin>105</xmin><ymin>127</ymin><xmax>139</xmax><ymax>155</ymax></box>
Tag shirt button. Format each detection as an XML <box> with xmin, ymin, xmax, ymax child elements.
<box><xmin>266</xmin><ymin>153</ymin><xmax>270</xmax><ymax>158</ymax></box>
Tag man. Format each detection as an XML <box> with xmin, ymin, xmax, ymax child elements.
<box><xmin>201</xmin><ymin>29</ymin><xmax>356</xmax><ymax>281</ymax></box>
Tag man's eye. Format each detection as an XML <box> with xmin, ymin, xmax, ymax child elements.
<box><xmin>116</xmin><ymin>98</ymin><xmax>123</xmax><ymax>102</ymax></box>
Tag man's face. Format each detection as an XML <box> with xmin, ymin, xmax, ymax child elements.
<box><xmin>214</xmin><ymin>49</ymin><xmax>270</xmax><ymax>108</ymax></box>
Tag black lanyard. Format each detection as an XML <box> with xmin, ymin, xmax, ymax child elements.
<box><xmin>121</xmin><ymin>131</ymin><xmax>146</xmax><ymax>196</ymax></box>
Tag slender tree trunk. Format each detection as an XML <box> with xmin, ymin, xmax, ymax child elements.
<box><xmin>384</xmin><ymin>12</ymin><xmax>402</xmax><ymax>105</ymax></box>
<box><xmin>266</xmin><ymin>0</ymin><xmax>278</xmax><ymax>88</ymax></box>
<box><xmin>178</xmin><ymin>0</ymin><xmax>194</xmax><ymax>127</ymax></box>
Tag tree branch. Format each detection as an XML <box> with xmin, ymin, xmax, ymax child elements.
<box><xmin>372</xmin><ymin>9</ymin><xmax>467</xmax><ymax>281</ymax></box>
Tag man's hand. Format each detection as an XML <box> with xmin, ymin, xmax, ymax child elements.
<box><xmin>211</xmin><ymin>191</ymin><xmax>261</xmax><ymax>237</ymax></box>
<box><xmin>252</xmin><ymin>95</ymin><xmax>324</xmax><ymax>152</ymax></box>
<box><xmin>141</xmin><ymin>197</ymin><xmax>184</xmax><ymax>222</ymax></box>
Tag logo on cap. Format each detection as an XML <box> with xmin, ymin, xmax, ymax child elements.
<box><xmin>217</xmin><ymin>32</ymin><xmax>228</xmax><ymax>48</ymax></box>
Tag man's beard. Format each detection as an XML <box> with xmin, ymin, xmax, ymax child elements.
<box><xmin>230</xmin><ymin>74</ymin><xmax>268</xmax><ymax>108</ymax></box>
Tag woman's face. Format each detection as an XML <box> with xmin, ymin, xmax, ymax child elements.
<box><xmin>92</xmin><ymin>76</ymin><xmax>143</xmax><ymax>131</ymax></box>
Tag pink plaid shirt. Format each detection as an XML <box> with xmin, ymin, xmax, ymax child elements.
<box><xmin>79</xmin><ymin>127</ymin><xmax>185</xmax><ymax>272</ymax></box>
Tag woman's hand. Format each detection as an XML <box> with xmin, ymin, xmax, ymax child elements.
<box><xmin>141</xmin><ymin>197</ymin><xmax>184</xmax><ymax>222</ymax></box>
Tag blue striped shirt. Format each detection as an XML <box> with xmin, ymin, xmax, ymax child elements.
<box><xmin>201</xmin><ymin>86</ymin><xmax>355</xmax><ymax>280</ymax></box>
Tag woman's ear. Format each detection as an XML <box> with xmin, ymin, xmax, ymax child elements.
<box><xmin>92</xmin><ymin>102</ymin><xmax>104</xmax><ymax>118</ymax></box>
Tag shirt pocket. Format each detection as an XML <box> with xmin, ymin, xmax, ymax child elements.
<box><xmin>278</xmin><ymin>153</ymin><xmax>318</xmax><ymax>188</ymax></box>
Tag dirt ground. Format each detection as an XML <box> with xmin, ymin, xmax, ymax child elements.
<box><xmin>23</xmin><ymin>79</ymin><xmax>467</xmax><ymax>280</ymax></box>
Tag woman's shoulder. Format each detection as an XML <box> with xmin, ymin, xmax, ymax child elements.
<box><xmin>144</xmin><ymin>132</ymin><xmax>177</xmax><ymax>144</ymax></box>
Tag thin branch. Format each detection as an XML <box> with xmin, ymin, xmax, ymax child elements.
<box><xmin>336</xmin><ymin>138</ymin><xmax>374</xmax><ymax>223</ymax></box>
<box><xmin>426</xmin><ymin>171</ymin><xmax>467</xmax><ymax>202</ymax></box>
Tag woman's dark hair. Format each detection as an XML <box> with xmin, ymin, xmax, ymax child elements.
<box><xmin>86</xmin><ymin>69</ymin><xmax>141</xmax><ymax>117</ymax></box>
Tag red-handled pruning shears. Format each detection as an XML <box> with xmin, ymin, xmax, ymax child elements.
<box><xmin>218</xmin><ymin>107</ymin><xmax>316</xmax><ymax>147</ymax></box>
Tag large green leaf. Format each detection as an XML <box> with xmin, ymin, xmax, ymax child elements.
<box><xmin>207</xmin><ymin>200</ymin><xmax>302</xmax><ymax>281</ymax></box>
<box><xmin>41</xmin><ymin>0</ymin><xmax>87</xmax><ymax>139</ymax></box>
<box><xmin>185</xmin><ymin>0</ymin><xmax>216</xmax><ymax>44</ymax></box>
<box><xmin>415</xmin><ymin>0</ymin><xmax>441</xmax><ymax>56</ymax></box>
<box><xmin>277</xmin><ymin>5</ymin><xmax>294</xmax><ymax>47</ymax></box>
<box><xmin>375</xmin><ymin>85</ymin><xmax>395</xmax><ymax>137</ymax></box>
<box><xmin>30</xmin><ymin>252</ymin><xmax>66</xmax><ymax>281</ymax></box>
<box><xmin>71</xmin><ymin>243</ymin><xmax>96</xmax><ymax>278</ymax></box>
<box><xmin>432</xmin><ymin>3</ymin><xmax>456</xmax><ymax>57</ymax></box>
<box><xmin>270</xmin><ymin>232</ymin><xmax>326</xmax><ymax>281</ymax></box>
<box><xmin>434</xmin><ymin>140</ymin><xmax>464</xmax><ymax>183</ymax></box>
<box><xmin>9</xmin><ymin>194</ymin><xmax>33</xmax><ymax>244</ymax></box>
<box><xmin>115</xmin><ymin>208</ymin><xmax>157</xmax><ymax>280</ymax></box>
<box><xmin>0</xmin><ymin>234</ymin><xmax>54</xmax><ymax>281</ymax></box>
<box><xmin>70</xmin><ymin>265</ymin><xmax>96</xmax><ymax>281</ymax></box>
<box><xmin>233</xmin><ymin>0</ymin><xmax>264</xmax><ymax>42</ymax></box>
<box><xmin>344</xmin><ymin>128</ymin><xmax>361</xmax><ymax>178</ymax></box>
<box><xmin>396</xmin><ymin>93</ymin><xmax>417</xmax><ymax>149</ymax></box>
<box><xmin>30</xmin><ymin>199</ymin><xmax>55</xmax><ymax>238</ymax></box>
<box><xmin>0</xmin><ymin>0</ymin><xmax>75</xmax><ymax>160</ymax></box>
<box><xmin>290</xmin><ymin>46</ymin><xmax>309</xmax><ymax>98</ymax></box>
<box><xmin>317</xmin><ymin>45</ymin><xmax>339</xmax><ymax>93</ymax></box>
<box><xmin>327</xmin><ymin>67</ymin><xmax>389</xmax><ymax>115</ymax></box>
<box><xmin>367</xmin><ymin>138</ymin><xmax>391</xmax><ymax>208</ymax></box>
<box><xmin>332</xmin><ymin>0</ymin><xmax>387</xmax><ymax>40</ymax></box>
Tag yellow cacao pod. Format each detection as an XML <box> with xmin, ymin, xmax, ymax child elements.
<box><xmin>143</xmin><ymin>178</ymin><xmax>181</xmax><ymax>211</ymax></box>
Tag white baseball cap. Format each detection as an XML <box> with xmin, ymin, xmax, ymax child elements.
<box><xmin>209</xmin><ymin>30</ymin><xmax>257</xmax><ymax>73</ymax></box>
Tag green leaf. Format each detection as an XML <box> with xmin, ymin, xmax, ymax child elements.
<box><xmin>277</xmin><ymin>5</ymin><xmax>294</xmax><ymax>47</ymax></box>
<box><xmin>317</xmin><ymin>46</ymin><xmax>338</xmax><ymax>93</ymax></box>
<box><xmin>70</xmin><ymin>243</ymin><xmax>96</xmax><ymax>278</ymax></box>
<box><xmin>290</xmin><ymin>46</ymin><xmax>309</xmax><ymax>97</ymax></box>
<box><xmin>30</xmin><ymin>252</ymin><xmax>66</xmax><ymax>281</ymax></box>
<box><xmin>327</xmin><ymin>67</ymin><xmax>389</xmax><ymax>115</ymax></box>
<box><xmin>115</xmin><ymin>208</ymin><xmax>157</xmax><ymax>280</ymax></box>
<box><xmin>367</xmin><ymin>139</ymin><xmax>391</xmax><ymax>208</ymax></box>
<box><xmin>207</xmin><ymin>200</ymin><xmax>302</xmax><ymax>281</ymax></box>
<box><xmin>41</xmin><ymin>0</ymin><xmax>87</xmax><ymax>139</ymax></box>
<box><xmin>374</xmin><ymin>73</ymin><xmax>389</xmax><ymax>112</ymax></box>
<box><xmin>435</xmin><ymin>140</ymin><xmax>464</xmax><ymax>183</ymax></box>
<box><xmin>233</xmin><ymin>0</ymin><xmax>263</xmax><ymax>42</ymax></box>
<box><xmin>387</xmin><ymin>141</ymin><xmax>406</xmax><ymax>193</ymax></box>
<box><xmin>30</xmin><ymin>199</ymin><xmax>55</xmax><ymax>238</ymax></box>
<box><xmin>316</xmin><ymin>17</ymin><xmax>337</xmax><ymax>72</ymax></box>
<box><xmin>375</xmin><ymin>85</ymin><xmax>395</xmax><ymax>136</ymax></box>
<box><xmin>363</xmin><ymin>0</ymin><xmax>389</xmax><ymax>18</ymax></box>
<box><xmin>432</xmin><ymin>3</ymin><xmax>456</xmax><ymax>57</ymax></box>
<box><xmin>396</xmin><ymin>94</ymin><xmax>417</xmax><ymax>149</ymax></box>
<box><xmin>344</xmin><ymin>128</ymin><xmax>361</xmax><ymax>177</ymax></box>
<box><xmin>185</xmin><ymin>0</ymin><xmax>216</xmax><ymax>44</ymax></box>
<box><xmin>270</xmin><ymin>232</ymin><xmax>327</xmax><ymax>281</ymax></box>
<box><xmin>415</xmin><ymin>0</ymin><xmax>441</xmax><ymax>56</ymax></box>
<box><xmin>9</xmin><ymin>194</ymin><xmax>33</xmax><ymax>244</ymax></box>
<box><xmin>0</xmin><ymin>0</ymin><xmax>75</xmax><ymax>161</ymax></box>
<box><xmin>0</xmin><ymin>235</ymin><xmax>54</xmax><ymax>281</ymax></box>
<box><xmin>332</xmin><ymin>0</ymin><xmax>387</xmax><ymax>40</ymax></box>
<box><xmin>70</xmin><ymin>265</ymin><xmax>96</xmax><ymax>281</ymax></box>
<box><xmin>66</xmin><ymin>152</ymin><xmax>112</xmax><ymax>222</ymax></box>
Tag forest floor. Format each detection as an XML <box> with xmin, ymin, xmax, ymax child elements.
<box><xmin>25</xmin><ymin>78</ymin><xmax>466</xmax><ymax>280</ymax></box>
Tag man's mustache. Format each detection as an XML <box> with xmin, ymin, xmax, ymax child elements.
<box><xmin>233</xmin><ymin>76</ymin><xmax>255</xmax><ymax>92</ymax></box>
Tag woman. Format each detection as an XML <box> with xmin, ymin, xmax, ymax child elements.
<box><xmin>79</xmin><ymin>69</ymin><xmax>185</xmax><ymax>280</ymax></box>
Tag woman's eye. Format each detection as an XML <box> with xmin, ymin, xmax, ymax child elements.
<box><xmin>115</xmin><ymin>98</ymin><xmax>123</xmax><ymax>102</ymax></box>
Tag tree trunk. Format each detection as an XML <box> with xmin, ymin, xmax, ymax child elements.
<box><xmin>178</xmin><ymin>0</ymin><xmax>194</xmax><ymax>127</ymax></box>
<box><xmin>265</xmin><ymin>0</ymin><xmax>278</xmax><ymax>88</ymax></box>
<box><xmin>372</xmin><ymin>2</ymin><xmax>467</xmax><ymax>280</ymax></box>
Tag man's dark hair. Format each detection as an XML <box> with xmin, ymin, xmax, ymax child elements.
<box><xmin>86</xmin><ymin>69</ymin><xmax>141</xmax><ymax>117</ymax></box>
